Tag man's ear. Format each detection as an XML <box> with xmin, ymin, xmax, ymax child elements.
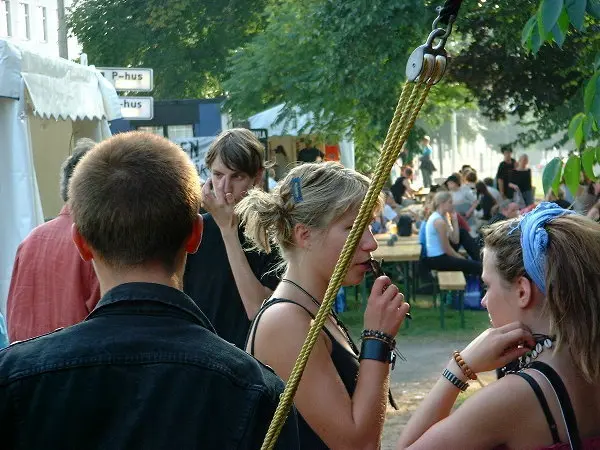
<box><xmin>71</xmin><ymin>224</ymin><xmax>94</xmax><ymax>262</ymax></box>
<box><xmin>517</xmin><ymin>275</ymin><xmax>534</xmax><ymax>309</ymax></box>
<box><xmin>185</xmin><ymin>214</ymin><xmax>204</xmax><ymax>254</ymax></box>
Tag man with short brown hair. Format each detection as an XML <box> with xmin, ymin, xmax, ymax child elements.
<box><xmin>0</xmin><ymin>131</ymin><xmax>299</xmax><ymax>450</ymax></box>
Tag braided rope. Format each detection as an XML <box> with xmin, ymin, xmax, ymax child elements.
<box><xmin>260</xmin><ymin>58</ymin><xmax>444</xmax><ymax>450</ymax></box>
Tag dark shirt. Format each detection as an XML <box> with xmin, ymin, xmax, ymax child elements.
<box><xmin>511</xmin><ymin>168</ymin><xmax>532</xmax><ymax>193</ymax></box>
<box><xmin>391</xmin><ymin>176</ymin><xmax>407</xmax><ymax>204</ymax></box>
<box><xmin>477</xmin><ymin>193</ymin><xmax>496</xmax><ymax>221</ymax></box>
<box><xmin>184</xmin><ymin>214</ymin><xmax>281</xmax><ymax>348</ymax></box>
<box><xmin>495</xmin><ymin>159</ymin><xmax>516</xmax><ymax>198</ymax></box>
<box><xmin>0</xmin><ymin>282</ymin><xmax>300</xmax><ymax>450</ymax></box>
<box><xmin>249</xmin><ymin>298</ymin><xmax>359</xmax><ymax>450</ymax></box>
<box><xmin>297</xmin><ymin>147</ymin><xmax>324</xmax><ymax>163</ymax></box>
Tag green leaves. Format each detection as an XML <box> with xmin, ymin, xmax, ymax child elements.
<box><xmin>582</xmin><ymin>148</ymin><xmax>597</xmax><ymax>179</ymax></box>
<box><xmin>543</xmin><ymin>157</ymin><xmax>564</xmax><ymax>195</ymax></box>
<box><xmin>539</xmin><ymin>0</ymin><xmax>564</xmax><ymax>36</ymax></box>
<box><xmin>563</xmin><ymin>155</ymin><xmax>581</xmax><ymax>197</ymax></box>
<box><xmin>565</xmin><ymin>0</ymin><xmax>587</xmax><ymax>30</ymax></box>
<box><xmin>568</xmin><ymin>112</ymin><xmax>587</xmax><ymax>148</ymax></box>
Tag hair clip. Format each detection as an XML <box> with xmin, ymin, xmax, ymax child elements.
<box><xmin>369</xmin><ymin>257</ymin><xmax>412</xmax><ymax>320</ymax></box>
<box><xmin>290</xmin><ymin>177</ymin><xmax>303</xmax><ymax>203</ymax></box>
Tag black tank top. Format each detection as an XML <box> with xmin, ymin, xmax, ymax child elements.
<box><xmin>247</xmin><ymin>298</ymin><xmax>359</xmax><ymax>450</ymax></box>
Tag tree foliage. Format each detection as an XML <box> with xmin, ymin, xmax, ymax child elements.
<box><xmin>449</xmin><ymin>0</ymin><xmax>600</xmax><ymax>148</ymax></box>
<box><xmin>68</xmin><ymin>0</ymin><xmax>268</xmax><ymax>99</ymax></box>
<box><xmin>224</xmin><ymin>0</ymin><xmax>474</xmax><ymax>172</ymax></box>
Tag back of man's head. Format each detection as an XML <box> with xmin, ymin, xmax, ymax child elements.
<box><xmin>483</xmin><ymin>177</ymin><xmax>494</xmax><ymax>187</ymax></box>
<box><xmin>60</xmin><ymin>138</ymin><xmax>97</xmax><ymax>202</ymax></box>
<box><xmin>69</xmin><ymin>131</ymin><xmax>201</xmax><ymax>271</ymax></box>
<box><xmin>205</xmin><ymin>128</ymin><xmax>264</xmax><ymax>177</ymax></box>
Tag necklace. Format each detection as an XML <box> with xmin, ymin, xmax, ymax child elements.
<box><xmin>280</xmin><ymin>278</ymin><xmax>359</xmax><ymax>355</ymax></box>
<box><xmin>519</xmin><ymin>334</ymin><xmax>556</xmax><ymax>369</ymax></box>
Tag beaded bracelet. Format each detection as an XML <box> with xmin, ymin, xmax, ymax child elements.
<box><xmin>453</xmin><ymin>351</ymin><xmax>478</xmax><ymax>381</ymax></box>
<box><xmin>442</xmin><ymin>368</ymin><xmax>469</xmax><ymax>392</ymax></box>
<box><xmin>361</xmin><ymin>329</ymin><xmax>396</xmax><ymax>347</ymax></box>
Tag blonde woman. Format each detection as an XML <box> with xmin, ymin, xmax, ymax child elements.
<box><xmin>236</xmin><ymin>162</ymin><xmax>410</xmax><ymax>449</ymax></box>
<box><xmin>397</xmin><ymin>203</ymin><xmax>600</xmax><ymax>449</ymax></box>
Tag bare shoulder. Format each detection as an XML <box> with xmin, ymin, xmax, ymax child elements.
<box><xmin>410</xmin><ymin>374</ymin><xmax>547</xmax><ymax>450</ymax></box>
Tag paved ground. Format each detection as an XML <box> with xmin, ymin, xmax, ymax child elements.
<box><xmin>380</xmin><ymin>338</ymin><xmax>495</xmax><ymax>449</ymax></box>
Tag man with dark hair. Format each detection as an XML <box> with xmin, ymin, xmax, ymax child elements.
<box><xmin>0</xmin><ymin>131</ymin><xmax>299</xmax><ymax>449</ymax></box>
<box><xmin>184</xmin><ymin>128</ymin><xmax>280</xmax><ymax>348</ymax></box>
<box><xmin>6</xmin><ymin>138</ymin><xmax>100</xmax><ymax>342</ymax></box>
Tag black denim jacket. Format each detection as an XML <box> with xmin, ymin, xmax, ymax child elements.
<box><xmin>0</xmin><ymin>282</ymin><xmax>299</xmax><ymax>450</ymax></box>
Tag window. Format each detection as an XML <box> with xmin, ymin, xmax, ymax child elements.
<box><xmin>167</xmin><ymin>125</ymin><xmax>194</xmax><ymax>139</ymax></box>
<box><xmin>38</xmin><ymin>5</ymin><xmax>46</xmax><ymax>42</ymax></box>
<box><xmin>137</xmin><ymin>126</ymin><xmax>165</xmax><ymax>136</ymax></box>
<box><xmin>19</xmin><ymin>2</ymin><xmax>29</xmax><ymax>39</ymax></box>
<box><xmin>0</xmin><ymin>1</ymin><xmax>11</xmax><ymax>37</ymax></box>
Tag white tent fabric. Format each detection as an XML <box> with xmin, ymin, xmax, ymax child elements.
<box><xmin>0</xmin><ymin>39</ymin><xmax>120</xmax><ymax>314</ymax></box>
<box><xmin>247</xmin><ymin>103</ymin><xmax>355</xmax><ymax>169</ymax></box>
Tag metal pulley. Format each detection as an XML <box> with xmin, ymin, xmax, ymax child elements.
<box><xmin>405</xmin><ymin>14</ymin><xmax>456</xmax><ymax>85</ymax></box>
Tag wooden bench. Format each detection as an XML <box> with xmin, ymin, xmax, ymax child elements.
<box><xmin>433</xmin><ymin>271</ymin><xmax>467</xmax><ymax>329</ymax></box>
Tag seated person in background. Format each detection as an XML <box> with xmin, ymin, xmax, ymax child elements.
<box><xmin>462</xmin><ymin>170</ymin><xmax>478</xmax><ymax>192</ymax></box>
<box><xmin>489</xmin><ymin>199</ymin><xmax>521</xmax><ymax>225</ymax></box>
<box><xmin>423</xmin><ymin>191</ymin><xmax>482</xmax><ymax>275</ymax></box>
<box><xmin>445</xmin><ymin>173</ymin><xmax>477</xmax><ymax>217</ymax></box>
<box><xmin>238</xmin><ymin>162</ymin><xmax>410</xmax><ymax>449</ymax></box>
<box><xmin>0</xmin><ymin>132</ymin><xmax>299</xmax><ymax>450</ymax></box>
<box><xmin>466</xmin><ymin>181</ymin><xmax>498</xmax><ymax>223</ymax></box>
<box><xmin>483</xmin><ymin>177</ymin><xmax>503</xmax><ymax>204</ymax></box>
<box><xmin>545</xmin><ymin>189</ymin><xmax>572</xmax><ymax>210</ymax></box>
<box><xmin>391</xmin><ymin>167</ymin><xmax>417</xmax><ymax>206</ymax></box>
<box><xmin>573</xmin><ymin>181</ymin><xmax>600</xmax><ymax>215</ymax></box>
<box><xmin>397</xmin><ymin>204</ymin><xmax>600</xmax><ymax>450</ymax></box>
<box><xmin>587</xmin><ymin>199</ymin><xmax>600</xmax><ymax>222</ymax></box>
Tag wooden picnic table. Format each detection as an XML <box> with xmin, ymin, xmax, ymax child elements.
<box><xmin>374</xmin><ymin>233</ymin><xmax>419</xmax><ymax>245</ymax></box>
<box><xmin>361</xmin><ymin>242</ymin><xmax>422</xmax><ymax>323</ymax></box>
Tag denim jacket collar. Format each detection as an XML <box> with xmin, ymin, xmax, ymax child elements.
<box><xmin>87</xmin><ymin>282</ymin><xmax>215</xmax><ymax>333</ymax></box>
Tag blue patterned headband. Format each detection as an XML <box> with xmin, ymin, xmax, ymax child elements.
<box><xmin>516</xmin><ymin>202</ymin><xmax>575</xmax><ymax>294</ymax></box>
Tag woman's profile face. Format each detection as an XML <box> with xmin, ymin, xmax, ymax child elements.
<box><xmin>481</xmin><ymin>249</ymin><xmax>521</xmax><ymax>327</ymax></box>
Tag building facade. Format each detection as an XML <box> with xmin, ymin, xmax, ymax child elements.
<box><xmin>0</xmin><ymin>0</ymin><xmax>78</xmax><ymax>58</ymax></box>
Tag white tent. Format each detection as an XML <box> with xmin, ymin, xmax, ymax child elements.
<box><xmin>0</xmin><ymin>39</ymin><xmax>121</xmax><ymax>314</ymax></box>
<box><xmin>247</xmin><ymin>103</ymin><xmax>356</xmax><ymax>169</ymax></box>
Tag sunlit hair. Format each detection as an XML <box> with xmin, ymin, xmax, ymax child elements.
<box><xmin>69</xmin><ymin>131</ymin><xmax>201</xmax><ymax>271</ymax></box>
<box><xmin>433</xmin><ymin>191</ymin><xmax>452</xmax><ymax>210</ymax></box>
<box><xmin>236</xmin><ymin>162</ymin><xmax>382</xmax><ymax>259</ymax></box>
<box><xmin>482</xmin><ymin>215</ymin><xmax>600</xmax><ymax>383</ymax></box>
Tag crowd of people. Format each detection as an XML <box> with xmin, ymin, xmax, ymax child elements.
<box><xmin>1</xmin><ymin>129</ymin><xmax>599</xmax><ymax>449</ymax></box>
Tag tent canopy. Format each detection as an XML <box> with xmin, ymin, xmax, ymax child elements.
<box><xmin>247</xmin><ymin>103</ymin><xmax>355</xmax><ymax>169</ymax></box>
<box><xmin>0</xmin><ymin>39</ymin><xmax>121</xmax><ymax>314</ymax></box>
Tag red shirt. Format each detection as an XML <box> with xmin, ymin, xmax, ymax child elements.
<box><xmin>7</xmin><ymin>205</ymin><xmax>100</xmax><ymax>342</ymax></box>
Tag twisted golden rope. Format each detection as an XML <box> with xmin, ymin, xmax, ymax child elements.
<box><xmin>261</xmin><ymin>58</ymin><xmax>443</xmax><ymax>450</ymax></box>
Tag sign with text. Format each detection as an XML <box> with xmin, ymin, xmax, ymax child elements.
<box><xmin>119</xmin><ymin>96</ymin><xmax>154</xmax><ymax>120</ymax></box>
<box><xmin>172</xmin><ymin>136</ymin><xmax>216</xmax><ymax>181</ymax></box>
<box><xmin>98</xmin><ymin>67</ymin><xmax>153</xmax><ymax>92</ymax></box>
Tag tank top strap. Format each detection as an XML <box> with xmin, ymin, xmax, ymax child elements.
<box><xmin>528</xmin><ymin>361</ymin><xmax>583</xmax><ymax>450</ymax></box>
<box><xmin>247</xmin><ymin>297</ymin><xmax>337</xmax><ymax>356</ymax></box>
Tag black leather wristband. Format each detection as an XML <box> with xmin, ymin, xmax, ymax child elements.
<box><xmin>359</xmin><ymin>338</ymin><xmax>394</xmax><ymax>368</ymax></box>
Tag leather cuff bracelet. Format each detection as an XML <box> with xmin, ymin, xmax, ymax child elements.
<box><xmin>359</xmin><ymin>338</ymin><xmax>396</xmax><ymax>369</ymax></box>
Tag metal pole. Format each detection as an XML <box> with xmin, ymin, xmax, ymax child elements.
<box><xmin>451</xmin><ymin>111</ymin><xmax>458</xmax><ymax>173</ymax></box>
<box><xmin>57</xmin><ymin>0</ymin><xmax>68</xmax><ymax>59</ymax></box>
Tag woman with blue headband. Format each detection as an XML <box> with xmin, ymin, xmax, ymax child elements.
<box><xmin>396</xmin><ymin>202</ymin><xmax>600</xmax><ymax>449</ymax></box>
